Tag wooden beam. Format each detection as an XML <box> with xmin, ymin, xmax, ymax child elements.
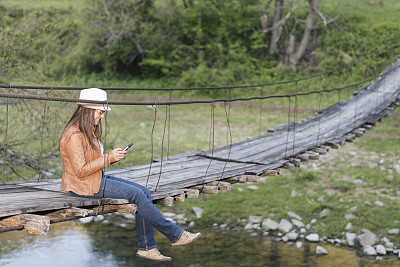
<box><xmin>261</xmin><ymin>170</ymin><xmax>279</xmax><ymax>176</ymax></box>
<box><xmin>46</xmin><ymin>207</ymin><xmax>89</xmax><ymax>220</ymax></box>
<box><xmin>191</xmin><ymin>185</ymin><xmax>219</xmax><ymax>194</ymax></box>
<box><xmin>173</xmin><ymin>193</ymin><xmax>186</xmax><ymax>202</ymax></box>
<box><xmin>92</xmin><ymin>204</ymin><xmax>137</xmax><ymax>213</ymax></box>
<box><xmin>290</xmin><ymin>158</ymin><xmax>301</xmax><ymax>167</ymax></box>
<box><xmin>156</xmin><ymin>197</ymin><xmax>174</xmax><ymax>207</ymax></box>
<box><xmin>0</xmin><ymin>214</ymin><xmax>50</xmax><ymax>235</ymax></box>
<box><xmin>283</xmin><ymin>162</ymin><xmax>295</xmax><ymax>170</ymax></box>
<box><xmin>297</xmin><ymin>153</ymin><xmax>310</xmax><ymax>162</ymax></box>
<box><xmin>226</xmin><ymin>175</ymin><xmax>260</xmax><ymax>183</ymax></box>
<box><xmin>184</xmin><ymin>189</ymin><xmax>199</xmax><ymax>199</ymax></box>
<box><xmin>207</xmin><ymin>181</ymin><xmax>231</xmax><ymax>191</ymax></box>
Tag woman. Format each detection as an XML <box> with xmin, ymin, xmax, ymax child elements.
<box><xmin>60</xmin><ymin>88</ymin><xmax>201</xmax><ymax>262</ymax></box>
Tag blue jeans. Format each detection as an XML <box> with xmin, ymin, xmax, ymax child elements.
<box><xmin>70</xmin><ymin>175</ymin><xmax>184</xmax><ymax>251</ymax></box>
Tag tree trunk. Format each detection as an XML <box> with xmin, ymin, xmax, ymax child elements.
<box><xmin>287</xmin><ymin>0</ymin><xmax>321</xmax><ymax>67</ymax></box>
<box><xmin>269</xmin><ymin>0</ymin><xmax>284</xmax><ymax>54</ymax></box>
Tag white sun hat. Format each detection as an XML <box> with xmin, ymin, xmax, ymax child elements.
<box><xmin>77</xmin><ymin>88</ymin><xmax>111</xmax><ymax>111</ymax></box>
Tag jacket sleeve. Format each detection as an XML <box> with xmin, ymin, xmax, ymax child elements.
<box><xmin>65</xmin><ymin>133</ymin><xmax>115</xmax><ymax>179</ymax></box>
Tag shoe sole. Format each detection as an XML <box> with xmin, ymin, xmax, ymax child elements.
<box><xmin>136</xmin><ymin>253</ymin><xmax>172</xmax><ymax>262</ymax></box>
<box><xmin>172</xmin><ymin>233</ymin><xmax>202</xmax><ymax>247</ymax></box>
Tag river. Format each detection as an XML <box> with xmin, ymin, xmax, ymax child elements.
<box><xmin>0</xmin><ymin>220</ymin><xmax>398</xmax><ymax>267</ymax></box>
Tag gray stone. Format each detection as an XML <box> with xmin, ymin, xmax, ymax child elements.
<box><xmin>374</xmin><ymin>201</ymin><xmax>384</xmax><ymax>207</ymax></box>
<box><xmin>320</xmin><ymin>209</ymin><xmax>330</xmax><ymax>218</ymax></box>
<box><xmin>285</xmin><ymin>232</ymin><xmax>299</xmax><ymax>241</ymax></box>
<box><xmin>357</xmin><ymin>229</ymin><xmax>378</xmax><ymax>247</ymax></box>
<box><xmin>262</xmin><ymin>218</ymin><xmax>278</xmax><ymax>231</ymax></box>
<box><xmin>192</xmin><ymin>207</ymin><xmax>203</xmax><ymax>219</ymax></box>
<box><xmin>345</xmin><ymin>214</ymin><xmax>358</xmax><ymax>220</ymax></box>
<box><xmin>346</xmin><ymin>233</ymin><xmax>357</xmax><ymax>247</ymax></box>
<box><xmin>122</xmin><ymin>213</ymin><xmax>135</xmax><ymax>220</ymax></box>
<box><xmin>163</xmin><ymin>212</ymin><xmax>176</xmax><ymax>218</ymax></box>
<box><xmin>244</xmin><ymin>223</ymin><xmax>254</xmax><ymax>230</ymax></box>
<box><xmin>306</xmin><ymin>234</ymin><xmax>319</xmax><ymax>242</ymax></box>
<box><xmin>238</xmin><ymin>187</ymin><xmax>244</xmax><ymax>192</ymax></box>
<box><xmin>363</xmin><ymin>245</ymin><xmax>377</xmax><ymax>256</ymax></box>
<box><xmin>342</xmin><ymin>175</ymin><xmax>352</xmax><ymax>181</ymax></box>
<box><xmin>296</xmin><ymin>241</ymin><xmax>303</xmax><ymax>249</ymax></box>
<box><xmin>376</xmin><ymin>244</ymin><xmax>387</xmax><ymax>255</ymax></box>
<box><xmin>93</xmin><ymin>215</ymin><xmax>105</xmax><ymax>222</ymax></box>
<box><xmin>346</xmin><ymin>222</ymin><xmax>353</xmax><ymax>231</ymax></box>
<box><xmin>316</xmin><ymin>246</ymin><xmax>329</xmax><ymax>255</ymax></box>
<box><xmin>278</xmin><ymin>219</ymin><xmax>293</xmax><ymax>233</ymax></box>
<box><xmin>349</xmin><ymin>206</ymin><xmax>358</xmax><ymax>213</ymax></box>
<box><xmin>368</xmin><ymin>162</ymin><xmax>378</xmax><ymax>168</ymax></box>
<box><xmin>353</xmin><ymin>179</ymin><xmax>364</xmax><ymax>185</ymax></box>
<box><xmin>79</xmin><ymin>217</ymin><xmax>93</xmax><ymax>224</ymax></box>
<box><xmin>248</xmin><ymin>216</ymin><xmax>262</xmax><ymax>224</ymax></box>
<box><xmin>388</xmin><ymin>228</ymin><xmax>399</xmax><ymax>235</ymax></box>
<box><xmin>291</xmin><ymin>190</ymin><xmax>297</xmax><ymax>197</ymax></box>
<box><xmin>300</xmin><ymin>228</ymin><xmax>307</xmax><ymax>234</ymax></box>
<box><xmin>248</xmin><ymin>185</ymin><xmax>258</xmax><ymax>190</ymax></box>
<box><xmin>291</xmin><ymin>219</ymin><xmax>305</xmax><ymax>228</ymax></box>
<box><xmin>317</xmin><ymin>196</ymin><xmax>325</xmax><ymax>202</ymax></box>
<box><xmin>287</xmin><ymin>211</ymin><xmax>302</xmax><ymax>221</ymax></box>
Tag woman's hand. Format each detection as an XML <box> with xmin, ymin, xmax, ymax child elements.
<box><xmin>109</xmin><ymin>148</ymin><xmax>126</xmax><ymax>163</ymax></box>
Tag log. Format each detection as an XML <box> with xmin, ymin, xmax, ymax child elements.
<box><xmin>46</xmin><ymin>207</ymin><xmax>89</xmax><ymax>220</ymax></box>
<box><xmin>0</xmin><ymin>214</ymin><xmax>50</xmax><ymax>235</ymax></box>
<box><xmin>184</xmin><ymin>189</ymin><xmax>199</xmax><ymax>199</ymax></box>
<box><xmin>101</xmin><ymin>198</ymin><xmax>130</xmax><ymax>205</ymax></box>
<box><xmin>156</xmin><ymin>197</ymin><xmax>174</xmax><ymax>207</ymax></box>
<box><xmin>260</xmin><ymin>170</ymin><xmax>279</xmax><ymax>176</ymax></box>
<box><xmin>93</xmin><ymin>204</ymin><xmax>137</xmax><ymax>213</ymax></box>
<box><xmin>290</xmin><ymin>158</ymin><xmax>301</xmax><ymax>167</ymax></box>
<box><xmin>234</xmin><ymin>175</ymin><xmax>260</xmax><ymax>183</ymax></box>
<box><xmin>306</xmin><ymin>151</ymin><xmax>319</xmax><ymax>160</ymax></box>
<box><xmin>297</xmin><ymin>153</ymin><xmax>310</xmax><ymax>162</ymax></box>
<box><xmin>173</xmin><ymin>193</ymin><xmax>186</xmax><ymax>202</ymax></box>
<box><xmin>207</xmin><ymin>181</ymin><xmax>231</xmax><ymax>191</ymax></box>
<box><xmin>191</xmin><ymin>185</ymin><xmax>219</xmax><ymax>194</ymax></box>
<box><xmin>313</xmin><ymin>147</ymin><xmax>327</xmax><ymax>155</ymax></box>
<box><xmin>283</xmin><ymin>162</ymin><xmax>295</xmax><ymax>170</ymax></box>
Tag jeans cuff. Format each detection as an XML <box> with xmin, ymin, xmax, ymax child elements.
<box><xmin>138</xmin><ymin>244</ymin><xmax>157</xmax><ymax>251</ymax></box>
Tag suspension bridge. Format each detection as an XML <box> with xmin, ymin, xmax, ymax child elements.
<box><xmin>0</xmin><ymin>56</ymin><xmax>399</xmax><ymax>235</ymax></box>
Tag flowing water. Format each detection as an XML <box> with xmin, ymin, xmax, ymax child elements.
<box><xmin>0</xmin><ymin>221</ymin><xmax>399</xmax><ymax>267</ymax></box>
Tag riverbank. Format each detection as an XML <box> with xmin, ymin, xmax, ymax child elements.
<box><xmin>154</xmin><ymin>108</ymin><xmax>400</xmax><ymax>261</ymax></box>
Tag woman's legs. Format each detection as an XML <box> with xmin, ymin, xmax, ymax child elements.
<box><xmin>94</xmin><ymin>175</ymin><xmax>184</xmax><ymax>250</ymax></box>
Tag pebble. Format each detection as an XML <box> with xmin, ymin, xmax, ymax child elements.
<box><xmin>296</xmin><ymin>241</ymin><xmax>303</xmax><ymax>249</ymax></box>
<box><xmin>388</xmin><ymin>228</ymin><xmax>399</xmax><ymax>235</ymax></box>
<box><xmin>320</xmin><ymin>209</ymin><xmax>330</xmax><ymax>218</ymax></box>
<box><xmin>363</xmin><ymin>245</ymin><xmax>377</xmax><ymax>256</ymax></box>
<box><xmin>278</xmin><ymin>219</ymin><xmax>293</xmax><ymax>233</ymax></box>
<box><xmin>316</xmin><ymin>246</ymin><xmax>329</xmax><ymax>255</ymax></box>
<box><xmin>306</xmin><ymin>234</ymin><xmax>319</xmax><ymax>242</ymax></box>
<box><xmin>287</xmin><ymin>211</ymin><xmax>302</xmax><ymax>221</ymax></box>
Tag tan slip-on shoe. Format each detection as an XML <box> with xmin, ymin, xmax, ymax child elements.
<box><xmin>172</xmin><ymin>231</ymin><xmax>201</xmax><ymax>246</ymax></box>
<box><xmin>136</xmin><ymin>248</ymin><xmax>172</xmax><ymax>262</ymax></box>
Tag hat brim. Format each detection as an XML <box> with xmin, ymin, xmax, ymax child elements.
<box><xmin>78</xmin><ymin>103</ymin><xmax>112</xmax><ymax>111</ymax></box>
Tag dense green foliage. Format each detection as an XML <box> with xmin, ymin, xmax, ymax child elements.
<box><xmin>1</xmin><ymin>0</ymin><xmax>399</xmax><ymax>89</ymax></box>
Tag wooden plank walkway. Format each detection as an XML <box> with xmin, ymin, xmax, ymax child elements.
<box><xmin>1</xmin><ymin>59</ymin><xmax>400</xmax><ymax>234</ymax></box>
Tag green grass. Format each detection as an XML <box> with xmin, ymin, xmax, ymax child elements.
<box><xmin>2</xmin><ymin>0</ymin><xmax>80</xmax><ymax>9</ymax></box>
<box><xmin>158</xmin><ymin>108</ymin><xmax>400</xmax><ymax>245</ymax></box>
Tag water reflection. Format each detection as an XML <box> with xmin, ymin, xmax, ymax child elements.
<box><xmin>0</xmin><ymin>221</ymin><xmax>399</xmax><ymax>267</ymax></box>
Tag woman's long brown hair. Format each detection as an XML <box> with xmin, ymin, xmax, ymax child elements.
<box><xmin>63</xmin><ymin>106</ymin><xmax>102</xmax><ymax>151</ymax></box>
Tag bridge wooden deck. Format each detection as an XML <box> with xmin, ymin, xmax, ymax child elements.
<box><xmin>1</xmin><ymin>59</ymin><xmax>400</xmax><ymax>235</ymax></box>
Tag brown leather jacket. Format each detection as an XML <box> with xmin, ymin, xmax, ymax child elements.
<box><xmin>60</xmin><ymin>124</ymin><xmax>115</xmax><ymax>195</ymax></box>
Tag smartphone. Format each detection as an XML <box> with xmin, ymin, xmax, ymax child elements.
<box><xmin>123</xmin><ymin>143</ymin><xmax>133</xmax><ymax>151</ymax></box>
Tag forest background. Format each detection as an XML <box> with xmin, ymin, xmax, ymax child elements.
<box><xmin>1</xmin><ymin>0</ymin><xmax>400</xmax><ymax>246</ymax></box>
